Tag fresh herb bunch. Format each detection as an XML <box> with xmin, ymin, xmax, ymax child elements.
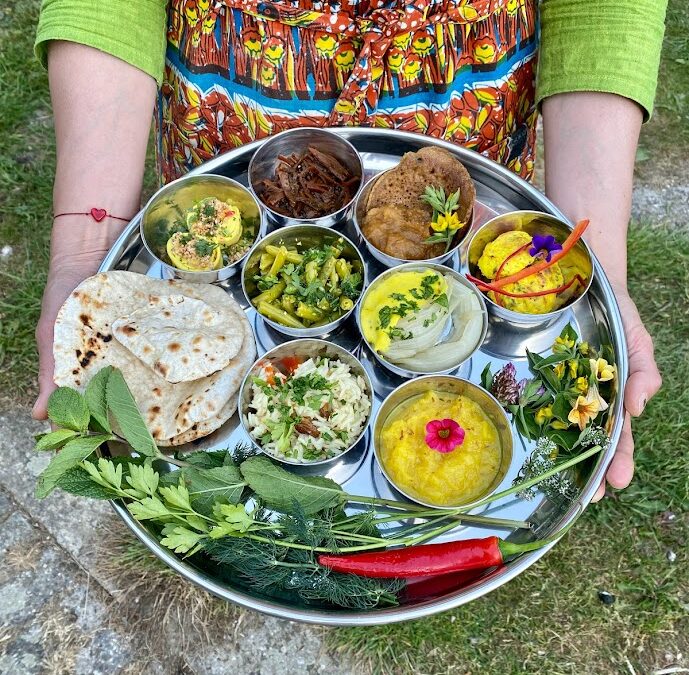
<box><xmin>421</xmin><ymin>185</ymin><xmax>465</xmax><ymax>253</ymax></box>
<box><xmin>482</xmin><ymin>324</ymin><xmax>613</xmax><ymax>504</ymax></box>
<box><xmin>36</xmin><ymin>366</ymin><xmax>607</xmax><ymax>609</ymax></box>
<box><xmin>513</xmin><ymin>428</ymin><xmax>610</xmax><ymax>502</ymax></box>
<box><xmin>482</xmin><ymin>323</ymin><xmax>616</xmax><ymax>453</ymax></box>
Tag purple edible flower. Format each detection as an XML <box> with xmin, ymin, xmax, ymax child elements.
<box><xmin>529</xmin><ymin>234</ymin><xmax>563</xmax><ymax>262</ymax></box>
<box><xmin>491</xmin><ymin>363</ymin><xmax>520</xmax><ymax>406</ymax></box>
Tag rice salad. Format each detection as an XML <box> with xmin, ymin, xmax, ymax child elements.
<box><xmin>246</xmin><ymin>356</ymin><xmax>371</xmax><ymax>462</ymax></box>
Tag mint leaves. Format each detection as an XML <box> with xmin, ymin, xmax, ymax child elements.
<box><xmin>106</xmin><ymin>369</ymin><xmax>158</xmax><ymax>457</ymax></box>
<box><xmin>35</xmin><ymin>366</ymin><xmax>160</xmax><ymax>499</ymax></box>
<box><xmin>35</xmin><ymin>429</ymin><xmax>80</xmax><ymax>451</ymax></box>
<box><xmin>36</xmin><ymin>434</ymin><xmax>113</xmax><ymax>498</ymax></box>
<box><xmin>84</xmin><ymin>366</ymin><xmax>113</xmax><ymax>433</ymax></box>
<box><xmin>47</xmin><ymin>388</ymin><xmax>90</xmax><ymax>432</ymax></box>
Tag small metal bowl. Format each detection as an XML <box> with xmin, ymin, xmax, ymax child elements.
<box><xmin>356</xmin><ymin>262</ymin><xmax>488</xmax><ymax>379</ymax></box>
<box><xmin>248</xmin><ymin>127</ymin><xmax>364</xmax><ymax>229</ymax></box>
<box><xmin>373</xmin><ymin>375</ymin><xmax>513</xmax><ymax>509</ymax></box>
<box><xmin>238</xmin><ymin>339</ymin><xmax>374</xmax><ymax>466</ymax></box>
<box><xmin>353</xmin><ymin>169</ymin><xmax>474</xmax><ymax>268</ymax></box>
<box><xmin>141</xmin><ymin>174</ymin><xmax>264</xmax><ymax>283</ymax></box>
<box><xmin>242</xmin><ymin>224</ymin><xmax>368</xmax><ymax>338</ymax></box>
<box><xmin>466</xmin><ymin>211</ymin><xmax>594</xmax><ymax>327</ymax></box>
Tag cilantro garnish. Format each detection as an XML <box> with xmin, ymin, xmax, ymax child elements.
<box><xmin>341</xmin><ymin>272</ymin><xmax>362</xmax><ymax>300</ymax></box>
<box><xmin>378</xmin><ymin>305</ymin><xmax>394</xmax><ymax>329</ymax></box>
<box><xmin>255</xmin><ymin>274</ymin><xmax>279</xmax><ymax>292</ymax></box>
<box><xmin>194</xmin><ymin>238</ymin><xmax>217</xmax><ymax>257</ymax></box>
<box><xmin>389</xmin><ymin>327</ymin><xmax>412</xmax><ymax>340</ymax></box>
<box><xmin>289</xmin><ymin>374</ymin><xmax>331</xmax><ymax>405</ymax></box>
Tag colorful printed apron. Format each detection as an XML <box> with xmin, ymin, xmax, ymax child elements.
<box><xmin>156</xmin><ymin>0</ymin><xmax>539</xmax><ymax>184</ymax></box>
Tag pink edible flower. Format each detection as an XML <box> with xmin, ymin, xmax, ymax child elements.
<box><xmin>425</xmin><ymin>419</ymin><xmax>466</xmax><ymax>453</ymax></box>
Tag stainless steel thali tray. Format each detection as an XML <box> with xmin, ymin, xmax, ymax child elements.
<box><xmin>99</xmin><ymin>128</ymin><xmax>628</xmax><ymax>626</ymax></box>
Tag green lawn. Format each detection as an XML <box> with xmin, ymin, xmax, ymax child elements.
<box><xmin>0</xmin><ymin>2</ymin><xmax>687</xmax><ymax>673</ymax></box>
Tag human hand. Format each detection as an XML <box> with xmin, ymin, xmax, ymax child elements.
<box><xmin>591</xmin><ymin>285</ymin><xmax>662</xmax><ymax>502</ymax></box>
<box><xmin>32</xmin><ymin>250</ymin><xmax>109</xmax><ymax>420</ymax></box>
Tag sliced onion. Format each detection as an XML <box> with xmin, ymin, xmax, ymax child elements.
<box><xmin>396</xmin><ymin>310</ymin><xmax>483</xmax><ymax>371</ymax></box>
<box><xmin>379</xmin><ymin>275</ymin><xmax>484</xmax><ymax>371</ymax></box>
<box><xmin>383</xmin><ymin>310</ymin><xmax>449</xmax><ymax>360</ymax></box>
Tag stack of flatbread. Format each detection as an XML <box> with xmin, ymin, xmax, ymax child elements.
<box><xmin>53</xmin><ymin>271</ymin><xmax>256</xmax><ymax>446</ymax></box>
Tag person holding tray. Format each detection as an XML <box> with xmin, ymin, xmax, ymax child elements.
<box><xmin>32</xmin><ymin>0</ymin><xmax>665</xmax><ymax>500</ymax></box>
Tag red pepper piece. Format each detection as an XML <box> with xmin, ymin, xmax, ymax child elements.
<box><xmin>487</xmin><ymin>274</ymin><xmax>587</xmax><ymax>300</ymax></box>
<box><xmin>494</xmin><ymin>241</ymin><xmax>532</xmax><ymax>282</ymax></box>
<box><xmin>280</xmin><ymin>355</ymin><xmax>302</xmax><ymax>374</ymax></box>
<box><xmin>493</xmin><ymin>241</ymin><xmax>532</xmax><ymax>307</ymax></box>
<box><xmin>318</xmin><ymin>522</ymin><xmax>576</xmax><ymax>579</ymax></box>
<box><xmin>468</xmin><ymin>218</ymin><xmax>590</xmax><ymax>293</ymax></box>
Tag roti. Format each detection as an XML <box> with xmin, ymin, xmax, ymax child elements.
<box><xmin>111</xmin><ymin>294</ymin><xmax>245</xmax><ymax>384</ymax></box>
<box><xmin>53</xmin><ymin>271</ymin><xmax>256</xmax><ymax>444</ymax></box>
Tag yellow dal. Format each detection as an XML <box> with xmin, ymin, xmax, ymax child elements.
<box><xmin>360</xmin><ymin>270</ymin><xmax>445</xmax><ymax>352</ymax></box>
<box><xmin>379</xmin><ymin>390</ymin><xmax>503</xmax><ymax>506</ymax></box>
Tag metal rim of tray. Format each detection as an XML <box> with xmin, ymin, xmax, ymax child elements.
<box><xmin>100</xmin><ymin>128</ymin><xmax>628</xmax><ymax>626</ymax></box>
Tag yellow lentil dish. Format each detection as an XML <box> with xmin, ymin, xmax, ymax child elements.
<box><xmin>379</xmin><ymin>390</ymin><xmax>503</xmax><ymax>507</ymax></box>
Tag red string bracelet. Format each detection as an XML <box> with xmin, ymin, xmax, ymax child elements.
<box><xmin>53</xmin><ymin>208</ymin><xmax>133</xmax><ymax>223</ymax></box>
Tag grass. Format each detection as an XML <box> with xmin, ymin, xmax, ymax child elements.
<box><xmin>0</xmin><ymin>1</ymin><xmax>687</xmax><ymax>673</ymax></box>
<box><xmin>635</xmin><ymin>1</ymin><xmax>689</xmax><ymax>183</ymax></box>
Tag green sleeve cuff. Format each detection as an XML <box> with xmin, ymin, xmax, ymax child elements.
<box><xmin>536</xmin><ymin>0</ymin><xmax>668</xmax><ymax>122</ymax></box>
<box><xmin>35</xmin><ymin>0</ymin><xmax>167</xmax><ymax>86</ymax></box>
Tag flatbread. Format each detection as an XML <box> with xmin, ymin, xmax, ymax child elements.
<box><xmin>111</xmin><ymin>294</ymin><xmax>244</xmax><ymax>383</ymax></box>
<box><xmin>53</xmin><ymin>271</ymin><xmax>256</xmax><ymax>444</ymax></box>
<box><xmin>160</xmin><ymin>394</ymin><xmax>238</xmax><ymax>447</ymax></box>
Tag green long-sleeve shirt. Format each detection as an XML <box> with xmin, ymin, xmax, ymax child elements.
<box><xmin>35</xmin><ymin>0</ymin><xmax>667</xmax><ymax>120</ymax></box>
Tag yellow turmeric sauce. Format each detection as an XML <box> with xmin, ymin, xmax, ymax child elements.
<box><xmin>379</xmin><ymin>390</ymin><xmax>503</xmax><ymax>507</ymax></box>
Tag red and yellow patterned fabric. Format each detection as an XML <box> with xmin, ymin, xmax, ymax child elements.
<box><xmin>156</xmin><ymin>0</ymin><xmax>539</xmax><ymax>184</ymax></box>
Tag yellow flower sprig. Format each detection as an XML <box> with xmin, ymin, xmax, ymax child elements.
<box><xmin>422</xmin><ymin>186</ymin><xmax>464</xmax><ymax>253</ymax></box>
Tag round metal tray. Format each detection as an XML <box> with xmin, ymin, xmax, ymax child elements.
<box><xmin>99</xmin><ymin>128</ymin><xmax>627</xmax><ymax>626</ymax></box>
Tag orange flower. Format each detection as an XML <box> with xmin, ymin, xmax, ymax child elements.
<box><xmin>387</xmin><ymin>48</ymin><xmax>405</xmax><ymax>73</ymax></box>
<box><xmin>568</xmin><ymin>383</ymin><xmax>608</xmax><ymax>431</ymax></box>
<box><xmin>315</xmin><ymin>33</ymin><xmax>337</xmax><ymax>58</ymax></box>
<box><xmin>264</xmin><ymin>37</ymin><xmax>285</xmax><ymax>65</ymax></box>
<box><xmin>335</xmin><ymin>47</ymin><xmax>356</xmax><ymax>70</ymax></box>
<box><xmin>412</xmin><ymin>32</ymin><xmax>434</xmax><ymax>56</ymax></box>
<box><xmin>402</xmin><ymin>54</ymin><xmax>422</xmax><ymax>79</ymax></box>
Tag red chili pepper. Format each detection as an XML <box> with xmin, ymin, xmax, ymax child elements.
<box><xmin>403</xmin><ymin>568</ymin><xmax>486</xmax><ymax>601</ymax></box>
<box><xmin>318</xmin><ymin>526</ymin><xmax>573</xmax><ymax>579</ymax></box>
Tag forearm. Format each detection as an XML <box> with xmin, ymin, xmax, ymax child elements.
<box><xmin>48</xmin><ymin>40</ymin><xmax>155</xmax><ymax>271</ymax></box>
<box><xmin>542</xmin><ymin>92</ymin><xmax>642</xmax><ymax>291</ymax></box>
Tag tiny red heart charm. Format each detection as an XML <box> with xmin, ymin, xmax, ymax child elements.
<box><xmin>90</xmin><ymin>208</ymin><xmax>107</xmax><ymax>222</ymax></box>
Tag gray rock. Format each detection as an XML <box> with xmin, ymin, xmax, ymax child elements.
<box><xmin>631</xmin><ymin>185</ymin><xmax>689</xmax><ymax>229</ymax></box>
